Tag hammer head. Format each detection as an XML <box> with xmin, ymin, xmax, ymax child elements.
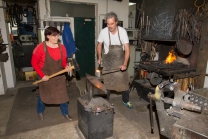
<box><xmin>72</xmin><ymin>58</ymin><xmax>80</xmax><ymax>71</ymax></box>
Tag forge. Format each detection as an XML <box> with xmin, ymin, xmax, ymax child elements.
<box><xmin>138</xmin><ymin>60</ymin><xmax>195</xmax><ymax>77</ymax></box>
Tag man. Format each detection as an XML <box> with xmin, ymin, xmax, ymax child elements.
<box><xmin>96</xmin><ymin>12</ymin><xmax>133</xmax><ymax>109</ymax></box>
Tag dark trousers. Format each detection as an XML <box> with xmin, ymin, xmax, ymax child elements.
<box><xmin>107</xmin><ymin>89</ymin><xmax>129</xmax><ymax>103</ymax></box>
<box><xmin>37</xmin><ymin>95</ymin><xmax>69</xmax><ymax>115</ymax></box>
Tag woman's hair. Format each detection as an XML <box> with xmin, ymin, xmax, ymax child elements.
<box><xmin>105</xmin><ymin>12</ymin><xmax>118</xmax><ymax>22</ymax></box>
<box><xmin>44</xmin><ymin>26</ymin><xmax>60</xmax><ymax>41</ymax></box>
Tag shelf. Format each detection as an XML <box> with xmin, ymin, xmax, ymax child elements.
<box><xmin>141</xmin><ymin>38</ymin><xmax>177</xmax><ymax>42</ymax></box>
<box><xmin>3</xmin><ymin>0</ymin><xmax>37</xmax><ymax>4</ymax></box>
<box><xmin>20</xmin><ymin>22</ymin><xmax>37</xmax><ymax>25</ymax></box>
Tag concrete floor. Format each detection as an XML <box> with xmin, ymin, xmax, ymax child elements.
<box><xmin>0</xmin><ymin>77</ymin><xmax>162</xmax><ymax>139</ymax></box>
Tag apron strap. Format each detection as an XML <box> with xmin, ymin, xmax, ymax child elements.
<box><xmin>58</xmin><ymin>42</ymin><xmax>63</xmax><ymax>58</ymax></box>
<box><xmin>117</xmin><ymin>27</ymin><xmax>122</xmax><ymax>45</ymax></box>
<box><xmin>108</xmin><ymin>26</ymin><xmax>122</xmax><ymax>46</ymax></box>
<box><xmin>108</xmin><ymin>30</ymin><xmax>111</xmax><ymax>45</ymax></box>
<box><xmin>43</xmin><ymin>41</ymin><xmax>46</xmax><ymax>52</ymax></box>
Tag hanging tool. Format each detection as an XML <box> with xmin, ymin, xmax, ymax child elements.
<box><xmin>176</xmin><ymin>38</ymin><xmax>193</xmax><ymax>55</ymax></box>
<box><xmin>54</xmin><ymin>22</ymin><xmax>57</xmax><ymax>28</ymax></box>
<box><xmin>32</xmin><ymin>58</ymin><xmax>80</xmax><ymax>85</ymax></box>
<box><xmin>194</xmin><ymin>0</ymin><xmax>205</xmax><ymax>13</ymax></box>
<box><xmin>59</xmin><ymin>22</ymin><xmax>63</xmax><ymax>35</ymax></box>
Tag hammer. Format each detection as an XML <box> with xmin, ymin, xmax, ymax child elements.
<box><xmin>32</xmin><ymin>58</ymin><xmax>80</xmax><ymax>85</ymax></box>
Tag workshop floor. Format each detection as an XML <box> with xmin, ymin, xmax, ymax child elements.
<box><xmin>0</xmin><ymin>77</ymin><xmax>163</xmax><ymax>139</ymax></box>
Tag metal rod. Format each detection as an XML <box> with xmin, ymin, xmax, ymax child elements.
<box><xmin>149</xmin><ymin>92</ymin><xmax>154</xmax><ymax>134</ymax></box>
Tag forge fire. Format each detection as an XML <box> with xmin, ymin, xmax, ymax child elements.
<box><xmin>165</xmin><ymin>50</ymin><xmax>176</xmax><ymax>64</ymax></box>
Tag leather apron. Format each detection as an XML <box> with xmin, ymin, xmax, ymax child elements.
<box><xmin>102</xmin><ymin>28</ymin><xmax>130</xmax><ymax>92</ymax></box>
<box><xmin>39</xmin><ymin>42</ymin><xmax>69</xmax><ymax>104</ymax></box>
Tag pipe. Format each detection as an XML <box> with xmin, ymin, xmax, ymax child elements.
<box><xmin>106</xmin><ymin>0</ymin><xmax>108</xmax><ymax>13</ymax></box>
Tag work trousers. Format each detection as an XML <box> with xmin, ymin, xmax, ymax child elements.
<box><xmin>107</xmin><ymin>90</ymin><xmax>129</xmax><ymax>103</ymax></box>
<box><xmin>37</xmin><ymin>95</ymin><xmax>69</xmax><ymax>115</ymax></box>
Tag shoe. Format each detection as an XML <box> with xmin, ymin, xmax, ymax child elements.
<box><xmin>38</xmin><ymin>113</ymin><xmax>44</xmax><ymax>120</ymax></box>
<box><xmin>63</xmin><ymin>115</ymin><xmax>73</xmax><ymax>121</ymax></box>
<box><xmin>123</xmin><ymin>102</ymin><xmax>133</xmax><ymax>109</ymax></box>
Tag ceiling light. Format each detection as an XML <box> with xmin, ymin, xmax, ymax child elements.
<box><xmin>129</xmin><ymin>2</ymin><xmax>136</xmax><ymax>6</ymax></box>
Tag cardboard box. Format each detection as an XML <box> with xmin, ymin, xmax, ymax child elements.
<box><xmin>25</xmin><ymin>71</ymin><xmax>38</xmax><ymax>80</ymax></box>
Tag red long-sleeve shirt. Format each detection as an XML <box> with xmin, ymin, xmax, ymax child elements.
<box><xmin>31</xmin><ymin>42</ymin><xmax>68</xmax><ymax>78</ymax></box>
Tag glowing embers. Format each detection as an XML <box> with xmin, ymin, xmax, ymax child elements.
<box><xmin>95</xmin><ymin>70</ymin><xmax>101</xmax><ymax>77</ymax></box>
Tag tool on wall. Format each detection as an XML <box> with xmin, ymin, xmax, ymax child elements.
<box><xmin>145</xmin><ymin>15</ymin><xmax>150</xmax><ymax>35</ymax></box>
<box><xmin>43</xmin><ymin>21</ymin><xmax>67</xmax><ymax>36</ymax></box>
<box><xmin>6</xmin><ymin>2</ymin><xmax>37</xmax><ymax>26</ymax></box>
<box><xmin>194</xmin><ymin>0</ymin><xmax>205</xmax><ymax>13</ymax></box>
<box><xmin>135</xmin><ymin>3</ymin><xmax>143</xmax><ymax>45</ymax></box>
<box><xmin>176</xmin><ymin>38</ymin><xmax>193</xmax><ymax>55</ymax></box>
<box><xmin>59</xmin><ymin>22</ymin><xmax>63</xmax><ymax>35</ymax></box>
<box><xmin>32</xmin><ymin>58</ymin><xmax>80</xmax><ymax>85</ymax></box>
<box><xmin>171</xmin><ymin>7</ymin><xmax>204</xmax><ymax>43</ymax></box>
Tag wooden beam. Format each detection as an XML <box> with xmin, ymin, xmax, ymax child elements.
<box><xmin>195</xmin><ymin>4</ymin><xmax>208</xmax><ymax>89</ymax></box>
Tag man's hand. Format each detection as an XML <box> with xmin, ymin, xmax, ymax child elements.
<box><xmin>120</xmin><ymin>64</ymin><xmax>127</xmax><ymax>71</ymax></box>
<box><xmin>122</xmin><ymin>43</ymin><xmax>130</xmax><ymax>71</ymax></box>
<box><xmin>97</xmin><ymin>58</ymin><xmax>101</xmax><ymax>65</ymax></box>
<box><xmin>42</xmin><ymin>75</ymin><xmax>49</xmax><ymax>81</ymax></box>
<box><xmin>65</xmin><ymin>66</ymin><xmax>72</xmax><ymax>72</ymax></box>
<box><xmin>96</xmin><ymin>42</ymin><xmax>102</xmax><ymax>65</ymax></box>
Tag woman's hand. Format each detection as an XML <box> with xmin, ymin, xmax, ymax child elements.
<box><xmin>42</xmin><ymin>75</ymin><xmax>49</xmax><ymax>81</ymax></box>
<box><xmin>65</xmin><ymin>66</ymin><xmax>72</xmax><ymax>72</ymax></box>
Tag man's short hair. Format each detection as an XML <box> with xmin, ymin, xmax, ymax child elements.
<box><xmin>105</xmin><ymin>12</ymin><xmax>118</xmax><ymax>22</ymax></box>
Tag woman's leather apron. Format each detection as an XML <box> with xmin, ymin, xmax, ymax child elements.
<box><xmin>39</xmin><ymin>42</ymin><xmax>69</xmax><ymax>104</ymax></box>
<box><xmin>102</xmin><ymin>28</ymin><xmax>130</xmax><ymax>92</ymax></box>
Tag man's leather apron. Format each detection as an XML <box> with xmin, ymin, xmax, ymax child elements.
<box><xmin>102</xmin><ymin>28</ymin><xmax>130</xmax><ymax>92</ymax></box>
<box><xmin>39</xmin><ymin>42</ymin><xmax>69</xmax><ymax>104</ymax></box>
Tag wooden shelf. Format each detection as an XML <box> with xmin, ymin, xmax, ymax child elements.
<box><xmin>3</xmin><ymin>0</ymin><xmax>37</xmax><ymax>4</ymax></box>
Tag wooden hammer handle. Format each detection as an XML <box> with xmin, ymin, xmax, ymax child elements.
<box><xmin>32</xmin><ymin>66</ymin><xmax>75</xmax><ymax>85</ymax></box>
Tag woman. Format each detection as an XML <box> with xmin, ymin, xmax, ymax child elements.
<box><xmin>31</xmin><ymin>26</ymin><xmax>72</xmax><ymax>121</ymax></box>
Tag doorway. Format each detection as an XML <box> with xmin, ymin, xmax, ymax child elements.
<box><xmin>74</xmin><ymin>17</ymin><xmax>95</xmax><ymax>77</ymax></box>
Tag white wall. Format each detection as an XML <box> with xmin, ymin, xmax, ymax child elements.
<box><xmin>38</xmin><ymin>0</ymin><xmax>129</xmax><ymax>39</ymax></box>
<box><xmin>129</xmin><ymin>4</ymin><xmax>136</xmax><ymax>28</ymax></box>
<box><xmin>0</xmin><ymin>0</ymin><xmax>16</xmax><ymax>95</ymax></box>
